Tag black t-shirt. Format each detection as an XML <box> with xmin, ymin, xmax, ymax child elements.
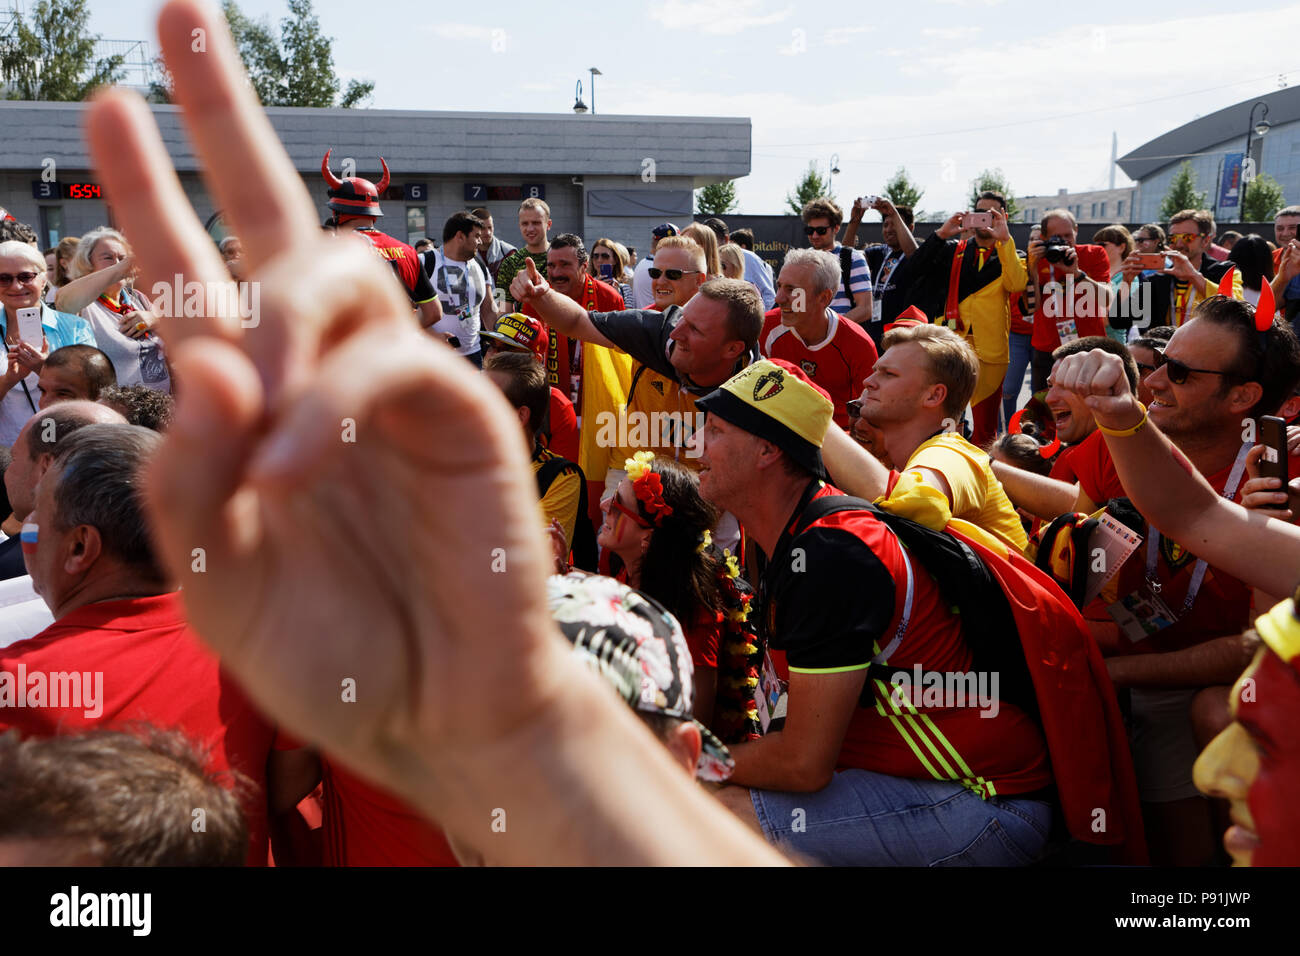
<box><xmin>863</xmin><ymin>244</ymin><xmax>912</xmax><ymax>325</ymax></box>
<box><xmin>589</xmin><ymin>306</ymin><xmax>684</xmax><ymax>382</ymax></box>
<box><xmin>768</xmin><ymin>522</ymin><xmax>897</xmax><ymax>669</ymax></box>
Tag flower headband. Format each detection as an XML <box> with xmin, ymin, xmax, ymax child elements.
<box><xmin>625</xmin><ymin>452</ymin><xmax>674</xmax><ymax>527</ymax></box>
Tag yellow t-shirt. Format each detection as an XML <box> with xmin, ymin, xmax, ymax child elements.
<box><xmin>877</xmin><ymin>432</ymin><xmax>1028</xmax><ymax>556</ymax></box>
<box><xmin>531</xmin><ymin>445</ymin><xmax>582</xmax><ymax>549</ymax></box>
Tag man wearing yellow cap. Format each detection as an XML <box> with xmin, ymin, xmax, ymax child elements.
<box><xmin>698</xmin><ymin>358</ymin><xmax>1055</xmax><ymax>866</ymax></box>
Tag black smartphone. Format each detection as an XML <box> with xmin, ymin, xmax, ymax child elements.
<box><xmin>599</xmin><ymin>263</ymin><xmax>613</xmax><ymax>279</ymax></box>
<box><xmin>1259</xmin><ymin>415</ymin><xmax>1289</xmax><ymax>508</ymax></box>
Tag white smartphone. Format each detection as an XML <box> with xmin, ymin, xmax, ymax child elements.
<box><xmin>15</xmin><ymin>306</ymin><xmax>42</xmax><ymax>346</ymax></box>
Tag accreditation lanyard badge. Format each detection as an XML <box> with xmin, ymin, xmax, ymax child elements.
<box><xmin>1106</xmin><ymin>442</ymin><xmax>1250</xmax><ymax>643</ymax></box>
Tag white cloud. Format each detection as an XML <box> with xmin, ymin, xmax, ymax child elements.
<box><xmin>648</xmin><ymin>0</ymin><xmax>793</xmax><ymax>36</ymax></box>
<box><xmin>824</xmin><ymin>25</ymin><xmax>870</xmax><ymax>45</ymax></box>
<box><xmin>921</xmin><ymin>25</ymin><xmax>982</xmax><ymax>40</ymax></box>
<box><xmin>424</xmin><ymin>23</ymin><xmax>492</xmax><ymax>40</ymax></box>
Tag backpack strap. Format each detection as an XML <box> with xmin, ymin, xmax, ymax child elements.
<box><xmin>535</xmin><ymin>452</ymin><xmax>580</xmax><ymax>497</ymax></box>
<box><xmin>839</xmin><ymin>246</ymin><xmax>856</xmax><ymax>308</ymax></box>
<box><xmin>790</xmin><ymin>493</ymin><xmax>913</xmax><ymax>675</ymax></box>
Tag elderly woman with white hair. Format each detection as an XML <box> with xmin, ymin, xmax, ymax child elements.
<box><xmin>54</xmin><ymin>227</ymin><xmax>170</xmax><ymax>393</ymax></box>
<box><xmin>0</xmin><ymin>240</ymin><xmax>96</xmax><ymax>445</ymax></box>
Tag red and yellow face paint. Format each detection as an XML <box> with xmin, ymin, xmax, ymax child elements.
<box><xmin>1194</xmin><ymin>598</ymin><xmax>1300</xmax><ymax>866</ymax></box>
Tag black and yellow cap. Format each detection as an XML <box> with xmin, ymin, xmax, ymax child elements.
<box><xmin>696</xmin><ymin>358</ymin><xmax>834</xmax><ymax>478</ymax></box>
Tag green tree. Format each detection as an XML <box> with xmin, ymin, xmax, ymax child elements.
<box><xmin>1159</xmin><ymin>161</ymin><xmax>1208</xmax><ymax>220</ymax></box>
<box><xmin>883</xmin><ymin>166</ymin><xmax>925</xmax><ymax>211</ymax></box>
<box><xmin>214</xmin><ymin>0</ymin><xmax>373</xmax><ymax>108</ymax></box>
<box><xmin>968</xmin><ymin>168</ymin><xmax>1020</xmax><ymax>219</ymax></box>
<box><xmin>785</xmin><ymin>161</ymin><xmax>834</xmax><ymax>215</ymax></box>
<box><xmin>1242</xmin><ymin>173</ymin><xmax>1286</xmax><ymax>222</ymax></box>
<box><xmin>1</xmin><ymin>0</ymin><xmax>125</xmax><ymax>101</ymax></box>
<box><xmin>696</xmin><ymin>180</ymin><xmax>738</xmax><ymax>216</ymax></box>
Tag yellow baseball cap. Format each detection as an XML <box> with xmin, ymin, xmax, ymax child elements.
<box><xmin>696</xmin><ymin>358</ymin><xmax>834</xmax><ymax>477</ymax></box>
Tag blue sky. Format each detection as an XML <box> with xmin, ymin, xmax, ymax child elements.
<box><xmin>93</xmin><ymin>0</ymin><xmax>1300</xmax><ymax>216</ymax></box>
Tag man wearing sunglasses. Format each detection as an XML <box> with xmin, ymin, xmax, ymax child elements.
<box><xmin>630</xmin><ymin>223</ymin><xmax>680</xmax><ymax>309</ymax></box>
<box><xmin>992</xmin><ymin>300</ymin><xmax>1300</xmax><ymax>864</ymax></box>
<box><xmin>801</xmin><ymin>198</ymin><xmax>873</xmax><ymax>328</ymax></box>
<box><xmin>1122</xmin><ymin>209</ymin><xmax>1241</xmax><ymax>331</ymax></box>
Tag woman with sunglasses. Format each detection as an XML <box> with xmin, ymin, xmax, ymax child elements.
<box><xmin>0</xmin><ymin>240</ymin><xmax>97</xmax><ymax>445</ymax></box>
<box><xmin>55</xmin><ymin>227</ymin><xmax>171</xmax><ymax>393</ymax></box>
<box><xmin>588</xmin><ymin>238</ymin><xmax>633</xmax><ymax>305</ymax></box>
<box><xmin>596</xmin><ymin>452</ymin><xmax>762</xmax><ymax>744</ymax></box>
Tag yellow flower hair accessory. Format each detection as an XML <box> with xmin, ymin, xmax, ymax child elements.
<box><xmin>696</xmin><ymin>529</ymin><xmax>712</xmax><ymax>554</ymax></box>
<box><xmin>624</xmin><ymin>451</ymin><xmax>655</xmax><ymax>482</ymax></box>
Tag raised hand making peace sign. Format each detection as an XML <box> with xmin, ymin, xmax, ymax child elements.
<box><xmin>91</xmin><ymin>0</ymin><xmax>777</xmax><ymax>866</ymax></box>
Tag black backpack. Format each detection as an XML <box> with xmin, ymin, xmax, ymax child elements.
<box><xmin>781</xmin><ymin>493</ymin><xmax>1039</xmax><ymax>720</ymax></box>
<box><xmin>535</xmin><ymin>455</ymin><xmax>599</xmax><ymax>572</ymax></box>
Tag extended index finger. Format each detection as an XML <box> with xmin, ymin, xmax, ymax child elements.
<box><xmin>159</xmin><ymin>0</ymin><xmax>319</xmax><ymax>271</ymax></box>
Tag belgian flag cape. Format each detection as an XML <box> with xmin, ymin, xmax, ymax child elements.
<box><xmin>949</xmin><ymin>524</ymin><xmax>1148</xmax><ymax>864</ymax></box>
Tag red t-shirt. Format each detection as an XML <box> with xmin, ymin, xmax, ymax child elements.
<box><xmin>1109</xmin><ymin>446</ymin><xmax>1300</xmax><ymax>654</ymax></box>
<box><xmin>760</xmin><ymin>308</ymin><xmax>878</xmax><ymax>429</ymax></box>
<box><xmin>320</xmin><ymin>758</ymin><xmax>459</xmax><ymax>866</ymax></box>
<box><xmin>525</xmin><ymin>274</ymin><xmax>625</xmax><ymax>399</ymax></box>
<box><xmin>1051</xmin><ymin>428</ymin><xmax>1125</xmax><ymax>506</ymax></box>
<box><xmin>1030</xmin><ymin>244</ymin><xmax>1112</xmax><ymax>352</ymax></box>
<box><xmin>0</xmin><ymin>593</ymin><xmax>278</xmax><ymax>865</ymax></box>
<box><xmin>357</xmin><ymin>227</ymin><xmax>436</xmax><ymax>304</ymax></box>
<box><xmin>683</xmin><ymin>605</ymin><xmax>721</xmax><ymax>671</ymax></box>
<box><xmin>1009</xmin><ymin>289</ymin><xmax>1033</xmax><ymax>336</ymax></box>
<box><xmin>768</xmin><ymin>483</ymin><xmax>1051</xmax><ymax>796</ymax></box>
<box><xmin>545</xmin><ymin>386</ymin><xmax>579</xmax><ymax>463</ymax></box>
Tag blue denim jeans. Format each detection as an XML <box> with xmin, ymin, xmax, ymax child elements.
<box><xmin>1002</xmin><ymin>332</ymin><xmax>1033</xmax><ymax>427</ymax></box>
<box><xmin>751</xmin><ymin>769</ymin><xmax>1052</xmax><ymax>866</ymax></box>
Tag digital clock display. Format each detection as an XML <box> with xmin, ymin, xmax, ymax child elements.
<box><xmin>31</xmin><ymin>181</ymin><xmax>105</xmax><ymax>200</ymax></box>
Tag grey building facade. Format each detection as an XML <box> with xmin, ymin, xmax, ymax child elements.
<box><xmin>1016</xmin><ymin>186</ymin><xmax>1138</xmax><ymax>226</ymax></box>
<box><xmin>0</xmin><ymin>101</ymin><xmax>750</xmax><ymax>255</ymax></box>
<box><xmin>1118</xmin><ymin>86</ymin><xmax>1300</xmax><ymax>224</ymax></box>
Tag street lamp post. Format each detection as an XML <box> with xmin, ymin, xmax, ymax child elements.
<box><xmin>589</xmin><ymin>67</ymin><xmax>602</xmax><ymax>115</ymax></box>
<box><xmin>573</xmin><ymin>80</ymin><xmax>588</xmax><ymax>114</ymax></box>
<box><xmin>828</xmin><ymin>153</ymin><xmax>841</xmax><ymax>197</ymax></box>
<box><xmin>1243</xmin><ymin>100</ymin><xmax>1271</xmax><ymax>185</ymax></box>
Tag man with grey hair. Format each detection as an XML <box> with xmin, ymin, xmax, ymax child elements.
<box><xmin>1271</xmin><ymin>204</ymin><xmax>1300</xmax><ymax>324</ymax></box>
<box><xmin>761</xmin><ymin>247</ymin><xmax>878</xmax><ymax>429</ymax></box>
<box><xmin>0</xmin><ymin>400</ymin><xmax>125</xmax><ymax>582</ymax></box>
<box><xmin>0</xmin><ymin>424</ymin><xmax>317</xmax><ymax>865</ymax></box>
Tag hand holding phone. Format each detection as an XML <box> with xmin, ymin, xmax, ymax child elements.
<box><xmin>1259</xmin><ymin>416</ymin><xmax>1289</xmax><ymax>509</ymax></box>
<box><xmin>15</xmin><ymin>306</ymin><xmax>42</xmax><ymax>346</ymax></box>
<box><xmin>1135</xmin><ymin>253</ymin><xmax>1168</xmax><ymax>270</ymax></box>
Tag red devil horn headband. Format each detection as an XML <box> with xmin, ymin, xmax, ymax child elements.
<box><xmin>321</xmin><ymin>148</ymin><xmax>342</xmax><ymax>190</ymax></box>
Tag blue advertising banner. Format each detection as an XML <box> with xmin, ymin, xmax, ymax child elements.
<box><xmin>1218</xmin><ymin>153</ymin><xmax>1244</xmax><ymax>210</ymax></box>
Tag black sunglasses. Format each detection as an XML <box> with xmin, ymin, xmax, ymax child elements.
<box><xmin>1153</xmin><ymin>348</ymin><xmax>1240</xmax><ymax>386</ymax></box>
<box><xmin>647</xmin><ymin>267</ymin><xmax>700</xmax><ymax>280</ymax></box>
<box><xmin>804</xmin><ymin>226</ymin><xmax>831</xmax><ymax>236</ymax></box>
<box><xmin>0</xmin><ymin>272</ymin><xmax>40</xmax><ymax>286</ymax></box>
<box><xmin>846</xmin><ymin>399</ymin><xmax>863</xmax><ymax>419</ymax></box>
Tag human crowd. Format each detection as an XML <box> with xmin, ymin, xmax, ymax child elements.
<box><xmin>1</xmin><ymin>0</ymin><xmax>1299</xmax><ymax>871</ymax></box>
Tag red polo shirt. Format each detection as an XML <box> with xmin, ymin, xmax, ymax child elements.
<box><xmin>1030</xmin><ymin>244</ymin><xmax>1111</xmax><ymax>352</ymax></box>
<box><xmin>0</xmin><ymin>592</ymin><xmax>278</xmax><ymax>865</ymax></box>
<box><xmin>321</xmin><ymin>758</ymin><xmax>460</xmax><ymax>866</ymax></box>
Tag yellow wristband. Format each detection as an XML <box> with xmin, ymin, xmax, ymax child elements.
<box><xmin>1096</xmin><ymin>403</ymin><xmax>1148</xmax><ymax>438</ymax></box>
